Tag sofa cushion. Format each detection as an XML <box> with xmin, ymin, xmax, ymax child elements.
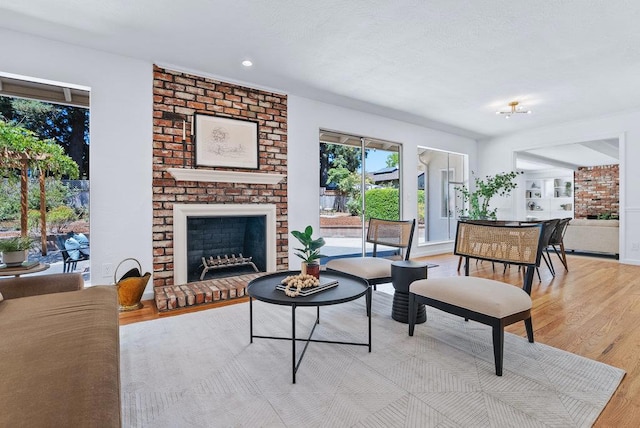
<box><xmin>0</xmin><ymin>286</ymin><xmax>120</xmax><ymax>427</ymax></box>
<box><xmin>326</xmin><ymin>257</ymin><xmax>392</xmax><ymax>280</ymax></box>
<box><xmin>0</xmin><ymin>272</ymin><xmax>84</xmax><ymax>299</ymax></box>
<box><xmin>410</xmin><ymin>277</ymin><xmax>532</xmax><ymax>318</ymax></box>
<box><xmin>569</xmin><ymin>219</ymin><xmax>619</xmax><ymax>227</ymax></box>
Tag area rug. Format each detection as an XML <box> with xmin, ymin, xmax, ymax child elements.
<box><xmin>120</xmin><ymin>292</ymin><xmax>624</xmax><ymax>427</ymax></box>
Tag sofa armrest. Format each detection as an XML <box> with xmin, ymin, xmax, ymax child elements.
<box><xmin>0</xmin><ymin>273</ymin><xmax>84</xmax><ymax>299</ymax></box>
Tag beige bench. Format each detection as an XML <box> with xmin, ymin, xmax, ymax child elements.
<box><xmin>408</xmin><ymin>221</ymin><xmax>545</xmax><ymax>376</ymax></box>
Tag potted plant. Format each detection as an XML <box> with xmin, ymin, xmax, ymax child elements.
<box><xmin>565</xmin><ymin>181</ymin><xmax>572</xmax><ymax>197</ymax></box>
<box><xmin>456</xmin><ymin>171</ymin><xmax>522</xmax><ymax>220</ymax></box>
<box><xmin>291</xmin><ymin>225</ymin><xmax>326</xmax><ymax>279</ymax></box>
<box><xmin>0</xmin><ymin>236</ymin><xmax>34</xmax><ymax>267</ymax></box>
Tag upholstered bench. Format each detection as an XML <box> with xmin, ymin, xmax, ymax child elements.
<box><xmin>408</xmin><ymin>221</ymin><xmax>545</xmax><ymax>376</ymax></box>
<box><xmin>409</xmin><ymin>276</ymin><xmax>533</xmax><ymax>376</ymax></box>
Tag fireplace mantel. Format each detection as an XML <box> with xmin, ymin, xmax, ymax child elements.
<box><xmin>167</xmin><ymin>168</ymin><xmax>285</xmax><ymax>185</ymax></box>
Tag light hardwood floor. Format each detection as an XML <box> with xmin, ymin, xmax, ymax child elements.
<box><xmin>120</xmin><ymin>253</ymin><xmax>640</xmax><ymax>427</ymax></box>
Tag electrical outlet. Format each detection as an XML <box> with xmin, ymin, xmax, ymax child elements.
<box><xmin>632</xmin><ymin>242</ymin><xmax>640</xmax><ymax>252</ymax></box>
<box><xmin>102</xmin><ymin>263</ymin><xmax>113</xmax><ymax>277</ymax></box>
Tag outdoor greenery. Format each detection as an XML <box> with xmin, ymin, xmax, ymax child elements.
<box><xmin>291</xmin><ymin>225</ymin><xmax>326</xmax><ymax>264</ymax></box>
<box><xmin>327</xmin><ymin>155</ymin><xmax>370</xmax><ymax>213</ymax></box>
<box><xmin>0</xmin><ymin>97</ymin><xmax>89</xmax><ymax>178</ymax></box>
<box><xmin>0</xmin><ymin>119</ymin><xmax>81</xmax><ymax>237</ymax></box>
<box><xmin>0</xmin><ymin>236</ymin><xmax>34</xmax><ymax>252</ymax></box>
<box><xmin>365</xmin><ymin>188</ymin><xmax>399</xmax><ymax>220</ymax></box>
<box><xmin>320</xmin><ymin>143</ymin><xmax>362</xmax><ymax>188</ymax></box>
<box><xmin>28</xmin><ymin>206</ymin><xmax>78</xmax><ymax>233</ymax></box>
<box><xmin>0</xmin><ymin>178</ymin><xmax>78</xmax><ymax>223</ymax></box>
<box><xmin>0</xmin><ymin>120</ymin><xmax>79</xmax><ymax>179</ymax></box>
<box><xmin>348</xmin><ymin>188</ymin><xmax>401</xmax><ymax>220</ymax></box>
<box><xmin>455</xmin><ymin>171</ymin><xmax>522</xmax><ymax>220</ymax></box>
<box><xmin>417</xmin><ymin>189</ymin><xmax>425</xmax><ymax>223</ymax></box>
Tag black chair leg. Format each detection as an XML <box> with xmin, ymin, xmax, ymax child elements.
<box><xmin>541</xmin><ymin>251</ymin><xmax>555</xmax><ymax>276</ymax></box>
<box><xmin>524</xmin><ymin>318</ymin><xmax>534</xmax><ymax>343</ymax></box>
<box><xmin>492</xmin><ymin>324</ymin><xmax>504</xmax><ymax>376</ymax></box>
<box><xmin>552</xmin><ymin>244</ymin><xmax>569</xmax><ymax>271</ymax></box>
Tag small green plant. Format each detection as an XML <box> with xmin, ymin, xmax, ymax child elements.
<box><xmin>0</xmin><ymin>236</ymin><xmax>34</xmax><ymax>252</ymax></box>
<box><xmin>291</xmin><ymin>225</ymin><xmax>326</xmax><ymax>264</ymax></box>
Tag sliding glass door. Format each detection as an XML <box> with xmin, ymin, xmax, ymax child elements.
<box><xmin>319</xmin><ymin>130</ymin><xmax>402</xmax><ymax>261</ymax></box>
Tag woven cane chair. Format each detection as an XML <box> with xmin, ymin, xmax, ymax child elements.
<box><xmin>409</xmin><ymin>221</ymin><xmax>545</xmax><ymax>376</ymax></box>
<box><xmin>326</xmin><ymin>218</ymin><xmax>416</xmax><ymax>290</ymax></box>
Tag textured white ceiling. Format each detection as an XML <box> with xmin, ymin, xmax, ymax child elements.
<box><xmin>1</xmin><ymin>0</ymin><xmax>639</xmax><ymax>139</ymax></box>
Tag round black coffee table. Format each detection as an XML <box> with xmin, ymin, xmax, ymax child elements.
<box><xmin>391</xmin><ymin>260</ymin><xmax>434</xmax><ymax>324</ymax></box>
<box><xmin>247</xmin><ymin>270</ymin><xmax>371</xmax><ymax>383</ymax></box>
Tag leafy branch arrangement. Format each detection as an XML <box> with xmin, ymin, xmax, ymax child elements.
<box><xmin>456</xmin><ymin>171</ymin><xmax>522</xmax><ymax>220</ymax></box>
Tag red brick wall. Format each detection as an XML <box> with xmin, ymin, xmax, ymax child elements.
<box><xmin>152</xmin><ymin>65</ymin><xmax>288</xmax><ymax>287</ymax></box>
<box><xmin>574</xmin><ymin>164</ymin><xmax>619</xmax><ymax>219</ymax></box>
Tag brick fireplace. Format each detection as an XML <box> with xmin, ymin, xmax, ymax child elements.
<box><xmin>152</xmin><ymin>65</ymin><xmax>288</xmax><ymax>290</ymax></box>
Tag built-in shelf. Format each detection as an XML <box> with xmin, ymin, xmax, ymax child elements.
<box><xmin>523</xmin><ymin>173</ymin><xmax>574</xmax><ymax>220</ymax></box>
<box><xmin>167</xmin><ymin>168</ymin><xmax>285</xmax><ymax>185</ymax></box>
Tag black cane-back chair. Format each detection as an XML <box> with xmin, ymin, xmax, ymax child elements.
<box><xmin>326</xmin><ymin>218</ymin><xmax>416</xmax><ymax>290</ymax></box>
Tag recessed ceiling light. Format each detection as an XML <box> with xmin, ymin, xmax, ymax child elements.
<box><xmin>242</xmin><ymin>60</ymin><xmax>253</xmax><ymax>67</ymax></box>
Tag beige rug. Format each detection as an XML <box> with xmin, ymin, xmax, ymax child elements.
<box><xmin>120</xmin><ymin>291</ymin><xmax>624</xmax><ymax>427</ymax></box>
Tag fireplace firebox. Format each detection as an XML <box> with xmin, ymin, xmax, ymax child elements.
<box><xmin>187</xmin><ymin>216</ymin><xmax>266</xmax><ymax>281</ymax></box>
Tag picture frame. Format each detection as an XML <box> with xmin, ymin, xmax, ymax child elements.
<box><xmin>194</xmin><ymin>114</ymin><xmax>259</xmax><ymax>169</ymax></box>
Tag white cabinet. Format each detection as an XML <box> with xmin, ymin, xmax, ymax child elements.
<box><xmin>524</xmin><ymin>175</ymin><xmax>574</xmax><ymax>220</ymax></box>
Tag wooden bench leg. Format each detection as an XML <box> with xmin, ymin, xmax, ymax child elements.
<box><xmin>408</xmin><ymin>293</ymin><xmax>416</xmax><ymax>336</ymax></box>
<box><xmin>492</xmin><ymin>323</ymin><xmax>504</xmax><ymax>376</ymax></box>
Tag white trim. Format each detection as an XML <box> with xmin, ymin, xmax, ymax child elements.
<box><xmin>167</xmin><ymin>168</ymin><xmax>285</xmax><ymax>185</ymax></box>
<box><xmin>173</xmin><ymin>203</ymin><xmax>277</xmax><ymax>284</ymax></box>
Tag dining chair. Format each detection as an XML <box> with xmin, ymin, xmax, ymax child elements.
<box><xmin>546</xmin><ymin>217</ymin><xmax>571</xmax><ymax>272</ymax></box>
<box><xmin>326</xmin><ymin>218</ymin><xmax>415</xmax><ymax>290</ymax></box>
<box><xmin>537</xmin><ymin>218</ymin><xmax>560</xmax><ymax>279</ymax></box>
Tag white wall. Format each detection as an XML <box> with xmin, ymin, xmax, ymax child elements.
<box><xmin>479</xmin><ymin>111</ymin><xmax>639</xmax><ymax>265</ymax></box>
<box><xmin>2</xmin><ymin>29</ymin><xmax>479</xmax><ymax>297</ymax></box>
<box><xmin>1</xmin><ymin>29</ymin><xmax>154</xmax><ymax>291</ymax></box>
<box><xmin>288</xmin><ymin>96</ymin><xmax>477</xmax><ymax>263</ymax></box>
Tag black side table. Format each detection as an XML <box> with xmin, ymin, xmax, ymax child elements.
<box><xmin>391</xmin><ymin>260</ymin><xmax>432</xmax><ymax>324</ymax></box>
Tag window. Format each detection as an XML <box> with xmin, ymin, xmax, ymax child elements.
<box><xmin>417</xmin><ymin>147</ymin><xmax>467</xmax><ymax>244</ymax></box>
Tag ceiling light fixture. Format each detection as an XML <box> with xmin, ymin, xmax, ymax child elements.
<box><xmin>242</xmin><ymin>60</ymin><xmax>253</xmax><ymax>67</ymax></box>
<box><xmin>496</xmin><ymin>101</ymin><xmax>532</xmax><ymax>119</ymax></box>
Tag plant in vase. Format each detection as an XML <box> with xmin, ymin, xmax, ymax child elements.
<box><xmin>0</xmin><ymin>236</ymin><xmax>34</xmax><ymax>267</ymax></box>
<box><xmin>565</xmin><ymin>181</ymin><xmax>572</xmax><ymax>197</ymax></box>
<box><xmin>291</xmin><ymin>225</ymin><xmax>326</xmax><ymax>279</ymax></box>
<box><xmin>456</xmin><ymin>171</ymin><xmax>522</xmax><ymax>220</ymax></box>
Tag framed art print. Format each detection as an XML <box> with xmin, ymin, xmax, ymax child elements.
<box><xmin>194</xmin><ymin>114</ymin><xmax>259</xmax><ymax>169</ymax></box>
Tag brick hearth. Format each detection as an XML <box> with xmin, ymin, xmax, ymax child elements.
<box><xmin>154</xmin><ymin>272</ymin><xmax>267</xmax><ymax>312</ymax></box>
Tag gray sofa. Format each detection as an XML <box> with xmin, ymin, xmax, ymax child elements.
<box><xmin>563</xmin><ymin>218</ymin><xmax>619</xmax><ymax>255</ymax></box>
<box><xmin>0</xmin><ymin>273</ymin><xmax>120</xmax><ymax>427</ymax></box>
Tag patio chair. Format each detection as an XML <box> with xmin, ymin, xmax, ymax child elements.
<box><xmin>56</xmin><ymin>236</ymin><xmax>87</xmax><ymax>273</ymax></box>
<box><xmin>326</xmin><ymin>218</ymin><xmax>416</xmax><ymax>290</ymax></box>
